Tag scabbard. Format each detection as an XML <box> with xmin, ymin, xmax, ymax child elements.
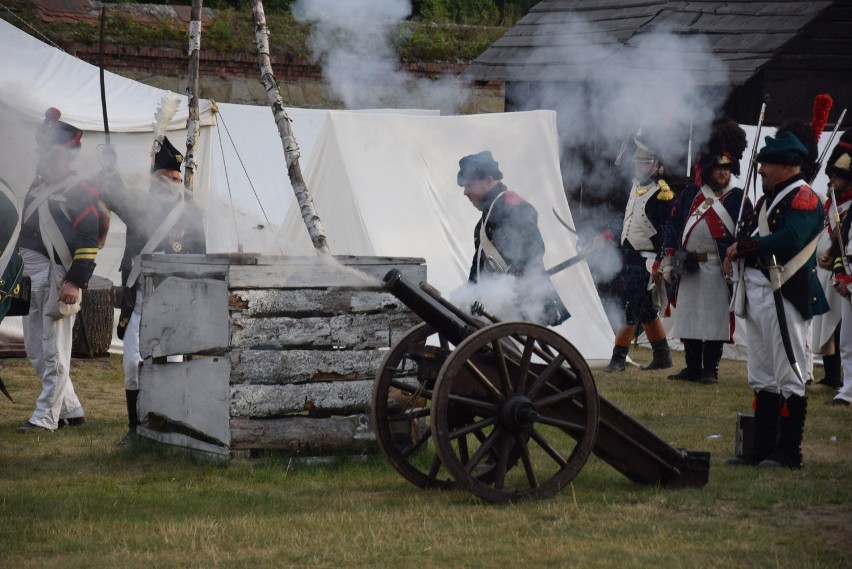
<box><xmin>768</xmin><ymin>255</ymin><xmax>803</xmax><ymax>383</ymax></box>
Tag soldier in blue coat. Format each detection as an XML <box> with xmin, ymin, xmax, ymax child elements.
<box><xmin>661</xmin><ymin>118</ymin><xmax>750</xmax><ymax>383</ymax></box>
<box><xmin>459</xmin><ymin>151</ymin><xmax>569</xmax><ymax>327</ymax></box>
<box><xmin>724</xmin><ymin>130</ymin><xmax>829</xmax><ymax>469</ymax></box>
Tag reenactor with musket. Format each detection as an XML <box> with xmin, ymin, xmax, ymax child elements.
<box><xmin>822</xmin><ymin>129</ymin><xmax>852</xmax><ymax>407</ymax></box>
<box><xmin>724</xmin><ymin>126</ymin><xmax>829</xmax><ymax>469</ymax></box>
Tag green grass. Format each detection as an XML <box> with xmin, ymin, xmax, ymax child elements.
<box><xmin>1</xmin><ymin>351</ymin><xmax>850</xmax><ymax>568</ymax></box>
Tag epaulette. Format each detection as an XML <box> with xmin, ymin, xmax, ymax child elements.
<box><xmin>656</xmin><ymin>180</ymin><xmax>674</xmax><ymax>201</ymax></box>
<box><xmin>791</xmin><ymin>186</ymin><xmax>818</xmax><ymax>211</ymax></box>
<box><xmin>501</xmin><ymin>191</ymin><xmax>524</xmax><ymax>205</ymax></box>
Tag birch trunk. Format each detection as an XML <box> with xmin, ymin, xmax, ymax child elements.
<box><xmin>183</xmin><ymin>0</ymin><xmax>203</xmax><ymax>198</ymax></box>
<box><xmin>251</xmin><ymin>0</ymin><xmax>329</xmax><ymax>253</ymax></box>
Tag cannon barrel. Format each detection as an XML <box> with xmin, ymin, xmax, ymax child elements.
<box><xmin>383</xmin><ymin>269</ymin><xmax>476</xmax><ymax>345</ymax></box>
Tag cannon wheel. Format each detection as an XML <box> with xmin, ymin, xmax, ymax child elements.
<box><xmin>431</xmin><ymin>322</ymin><xmax>600</xmax><ymax>503</ymax></box>
<box><xmin>372</xmin><ymin>323</ymin><xmax>457</xmax><ymax>489</ymax></box>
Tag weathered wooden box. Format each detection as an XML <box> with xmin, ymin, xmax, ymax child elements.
<box><xmin>136</xmin><ymin>253</ymin><xmax>425</xmax><ymax>458</ymax></box>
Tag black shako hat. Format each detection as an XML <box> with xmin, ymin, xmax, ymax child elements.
<box><xmin>457</xmin><ymin>151</ymin><xmax>503</xmax><ymax>186</ymax></box>
<box><xmin>36</xmin><ymin>107</ymin><xmax>82</xmax><ymax>149</ymax></box>
<box><xmin>756</xmin><ymin>131</ymin><xmax>809</xmax><ymax>166</ymax></box>
<box><xmin>826</xmin><ymin>130</ymin><xmax>852</xmax><ymax>182</ymax></box>
<box><xmin>151</xmin><ymin>136</ymin><xmax>184</xmax><ymax>173</ymax></box>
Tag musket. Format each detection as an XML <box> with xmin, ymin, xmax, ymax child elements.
<box><xmin>810</xmin><ymin>108</ymin><xmax>847</xmax><ymax>185</ymax></box>
<box><xmin>729</xmin><ymin>95</ymin><xmax>769</xmax><ymax>298</ymax></box>
<box><xmin>828</xmin><ymin>184</ymin><xmax>852</xmax><ymax>285</ymax></box>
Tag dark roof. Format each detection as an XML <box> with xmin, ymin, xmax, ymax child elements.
<box><xmin>465</xmin><ymin>0</ymin><xmax>835</xmax><ymax>86</ymax></box>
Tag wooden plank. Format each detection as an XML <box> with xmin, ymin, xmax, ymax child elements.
<box><xmin>140</xmin><ymin>276</ymin><xmax>230</xmax><ymax>358</ymax></box>
<box><xmin>141</xmin><ymin>254</ymin><xmax>229</xmax><ymax>279</ymax></box>
<box><xmin>230</xmin><ymin>415</ymin><xmax>376</xmax><ymax>452</ymax></box>
<box><xmin>139</xmin><ymin>357</ymin><xmax>231</xmax><ymax>446</ymax></box>
<box><xmin>230</xmin><ymin>312</ymin><xmax>421</xmax><ymax>350</ymax></box>
<box><xmin>230</xmin><ymin>381</ymin><xmax>374</xmax><ymax>417</ymax></box>
<box><xmin>228</xmin><ymin>260</ymin><xmax>425</xmax><ymax>290</ymax></box>
<box><xmin>229</xmin><ymin>289</ymin><xmax>409</xmax><ymax>317</ymax></box>
<box><xmin>230</xmin><ymin>348</ymin><xmax>387</xmax><ymax>384</ymax></box>
<box><xmin>137</xmin><ymin>426</ymin><xmax>230</xmax><ymax>459</ymax></box>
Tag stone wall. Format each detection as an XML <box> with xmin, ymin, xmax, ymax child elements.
<box><xmin>70</xmin><ymin>44</ymin><xmax>504</xmax><ymax>113</ymax></box>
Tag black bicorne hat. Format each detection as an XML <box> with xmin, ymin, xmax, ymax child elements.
<box><xmin>36</xmin><ymin>107</ymin><xmax>82</xmax><ymax>149</ymax></box>
<box><xmin>457</xmin><ymin>151</ymin><xmax>503</xmax><ymax>186</ymax></box>
<box><xmin>151</xmin><ymin>136</ymin><xmax>184</xmax><ymax>173</ymax></box>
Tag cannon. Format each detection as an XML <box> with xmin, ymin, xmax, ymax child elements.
<box><xmin>372</xmin><ymin>269</ymin><xmax>710</xmax><ymax>504</ymax></box>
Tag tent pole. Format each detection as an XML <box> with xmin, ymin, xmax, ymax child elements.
<box><xmin>251</xmin><ymin>0</ymin><xmax>329</xmax><ymax>254</ymax></box>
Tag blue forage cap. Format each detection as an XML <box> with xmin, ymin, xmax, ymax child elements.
<box><xmin>457</xmin><ymin>151</ymin><xmax>503</xmax><ymax>186</ymax></box>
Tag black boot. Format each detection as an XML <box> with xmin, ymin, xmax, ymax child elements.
<box><xmin>604</xmin><ymin>345</ymin><xmax>629</xmax><ymax>373</ymax></box>
<box><xmin>700</xmin><ymin>341</ymin><xmax>723</xmax><ymax>384</ymax></box>
<box><xmin>759</xmin><ymin>394</ymin><xmax>807</xmax><ymax>469</ymax></box>
<box><xmin>668</xmin><ymin>339</ymin><xmax>702</xmax><ymax>382</ymax></box>
<box><xmin>811</xmin><ymin>352</ymin><xmax>841</xmax><ymax>392</ymax></box>
<box><xmin>641</xmin><ymin>339</ymin><xmax>673</xmax><ymax>371</ymax></box>
<box><xmin>118</xmin><ymin>389</ymin><xmax>140</xmax><ymax>446</ymax></box>
<box><xmin>727</xmin><ymin>390</ymin><xmax>781</xmax><ymax>466</ymax></box>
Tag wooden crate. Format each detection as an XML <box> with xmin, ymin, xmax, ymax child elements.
<box><xmin>136</xmin><ymin>253</ymin><xmax>425</xmax><ymax>458</ymax></box>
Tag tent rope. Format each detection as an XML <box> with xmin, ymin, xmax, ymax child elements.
<box><xmin>215</xmin><ymin>106</ymin><xmax>286</xmax><ymax>256</ymax></box>
<box><xmin>213</xmin><ymin>109</ymin><xmax>244</xmax><ymax>252</ymax></box>
<box><xmin>0</xmin><ymin>2</ymin><xmax>65</xmax><ymax>51</ymax></box>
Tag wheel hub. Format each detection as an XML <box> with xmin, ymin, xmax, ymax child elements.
<box><xmin>500</xmin><ymin>395</ymin><xmax>538</xmax><ymax>432</ymax></box>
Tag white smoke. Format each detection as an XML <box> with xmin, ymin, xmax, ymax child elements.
<box><xmin>291</xmin><ymin>0</ymin><xmax>467</xmax><ymax>113</ymax></box>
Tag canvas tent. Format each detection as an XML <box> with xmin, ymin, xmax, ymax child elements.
<box><xmin>278</xmin><ymin>110</ymin><xmax>617</xmax><ymax>363</ymax></box>
<box><xmin>0</xmin><ymin>18</ymin><xmax>616</xmax><ymax>364</ymax></box>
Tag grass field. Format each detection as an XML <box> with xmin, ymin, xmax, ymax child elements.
<box><xmin>1</xmin><ymin>350</ymin><xmax>850</xmax><ymax>568</ymax></box>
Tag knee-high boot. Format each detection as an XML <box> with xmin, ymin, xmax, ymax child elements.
<box><xmin>667</xmin><ymin>339</ymin><xmax>702</xmax><ymax>382</ymax></box>
<box><xmin>604</xmin><ymin>326</ymin><xmax>635</xmax><ymax>372</ymax></box>
<box><xmin>759</xmin><ymin>394</ymin><xmax>807</xmax><ymax>469</ymax></box>
<box><xmin>641</xmin><ymin>318</ymin><xmax>672</xmax><ymax>371</ymax></box>
<box><xmin>118</xmin><ymin>389</ymin><xmax>140</xmax><ymax>446</ymax></box>
<box><xmin>701</xmin><ymin>341</ymin><xmax>724</xmax><ymax>384</ymax></box>
<box><xmin>727</xmin><ymin>390</ymin><xmax>781</xmax><ymax>466</ymax></box>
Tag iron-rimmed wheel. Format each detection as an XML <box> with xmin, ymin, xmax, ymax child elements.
<box><xmin>431</xmin><ymin>322</ymin><xmax>599</xmax><ymax>503</ymax></box>
<box><xmin>372</xmin><ymin>323</ymin><xmax>457</xmax><ymax>489</ymax></box>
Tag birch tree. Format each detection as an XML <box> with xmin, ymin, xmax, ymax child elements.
<box><xmin>251</xmin><ymin>0</ymin><xmax>329</xmax><ymax>253</ymax></box>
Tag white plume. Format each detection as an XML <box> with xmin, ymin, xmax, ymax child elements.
<box><xmin>152</xmin><ymin>92</ymin><xmax>181</xmax><ymax>142</ymax></box>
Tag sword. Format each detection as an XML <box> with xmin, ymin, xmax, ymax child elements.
<box><xmin>766</xmin><ymin>254</ymin><xmax>804</xmax><ymax>383</ymax></box>
<box><xmin>546</xmin><ymin>230</ymin><xmax>616</xmax><ymax>276</ymax></box>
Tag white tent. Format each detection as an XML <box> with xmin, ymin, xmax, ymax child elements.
<box><xmin>279</xmin><ymin>110</ymin><xmax>616</xmax><ymax>363</ymax></box>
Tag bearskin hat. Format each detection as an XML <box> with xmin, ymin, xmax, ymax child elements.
<box><xmin>775</xmin><ymin>120</ymin><xmax>818</xmax><ymax>181</ymax></box>
<box><xmin>826</xmin><ymin>129</ymin><xmax>852</xmax><ymax>182</ymax></box>
<box><xmin>35</xmin><ymin>107</ymin><xmax>82</xmax><ymax>149</ymax></box>
<box><xmin>151</xmin><ymin>136</ymin><xmax>184</xmax><ymax>173</ymax></box>
<box><xmin>697</xmin><ymin>117</ymin><xmax>748</xmax><ymax>178</ymax></box>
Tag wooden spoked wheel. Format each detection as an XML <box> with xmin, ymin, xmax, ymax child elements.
<box><xmin>430</xmin><ymin>322</ymin><xmax>600</xmax><ymax>503</ymax></box>
<box><xmin>371</xmin><ymin>323</ymin><xmax>457</xmax><ymax>489</ymax></box>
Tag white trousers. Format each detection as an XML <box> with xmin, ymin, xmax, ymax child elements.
<box><xmin>744</xmin><ymin>267</ymin><xmax>811</xmax><ymax>398</ymax></box>
<box><xmin>834</xmin><ymin>299</ymin><xmax>852</xmax><ymax>403</ymax></box>
<box><xmin>122</xmin><ymin>289</ymin><xmax>143</xmax><ymax>390</ymax></box>
<box><xmin>21</xmin><ymin>248</ymin><xmax>84</xmax><ymax>430</ymax></box>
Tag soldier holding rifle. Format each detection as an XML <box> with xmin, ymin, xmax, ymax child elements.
<box><xmin>822</xmin><ymin>130</ymin><xmax>852</xmax><ymax>407</ymax></box>
<box><xmin>724</xmin><ymin>129</ymin><xmax>829</xmax><ymax>469</ymax></box>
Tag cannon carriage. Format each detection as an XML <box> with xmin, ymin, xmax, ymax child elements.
<box><xmin>372</xmin><ymin>269</ymin><xmax>710</xmax><ymax>504</ymax></box>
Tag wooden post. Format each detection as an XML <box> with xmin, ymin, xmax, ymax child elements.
<box><xmin>183</xmin><ymin>0</ymin><xmax>203</xmax><ymax>199</ymax></box>
<box><xmin>250</xmin><ymin>0</ymin><xmax>329</xmax><ymax>254</ymax></box>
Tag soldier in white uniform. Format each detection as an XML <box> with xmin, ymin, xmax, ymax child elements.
<box><xmin>823</xmin><ymin>130</ymin><xmax>852</xmax><ymax>406</ymax></box>
<box><xmin>661</xmin><ymin>118</ymin><xmax>749</xmax><ymax>383</ymax></box>
<box><xmin>604</xmin><ymin>136</ymin><xmax>674</xmax><ymax>372</ymax></box>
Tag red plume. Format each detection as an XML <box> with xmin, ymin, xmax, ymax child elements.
<box><xmin>811</xmin><ymin>94</ymin><xmax>833</xmax><ymax>143</ymax></box>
